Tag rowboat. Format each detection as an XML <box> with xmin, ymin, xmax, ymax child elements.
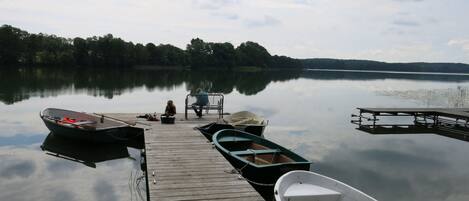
<box><xmin>196</xmin><ymin>122</ymin><xmax>235</xmax><ymax>141</ymax></box>
<box><xmin>274</xmin><ymin>170</ymin><xmax>377</xmax><ymax>201</ymax></box>
<box><xmin>212</xmin><ymin>129</ymin><xmax>311</xmax><ymax>200</ymax></box>
<box><xmin>40</xmin><ymin>133</ymin><xmax>130</xmax><ymax>168</ymax></box>
<box><xmin>196</xmin><ymin>111</ymin><xmax>268</xmax><ymax>141</ymax></box>
<box><xmin>40</xmin><ymin>108</ymin><xmax>143</xmax><ymax>143</ymax></box>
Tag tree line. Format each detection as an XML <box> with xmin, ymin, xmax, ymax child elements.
<box><xmin>302</xmin><ymin>58</ymin><xmax>469</xmax><ymax>73</ymax></box>
<box><xmin>0</xmin><ymin>24</ymin><xmax>302</xmax><ymax>69</ymax></box>
<box><xmin>3</xmin><ymin>24</ymin><xmax>468</xmax><ymax>72</ymax></box>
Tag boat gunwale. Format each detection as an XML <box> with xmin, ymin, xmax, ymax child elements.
<box><xmin>40</xmin><ymin>108</ymin><xmax>131</xmax><ymax>131</ymax></box>
<box><xmin>274</xmin><ymin>170</ymin><xmax>378</xmax><ymax>201</ymax></box>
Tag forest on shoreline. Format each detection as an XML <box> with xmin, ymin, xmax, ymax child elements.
<box><xmin>1</xmin><ymin>24</ymin><xmax>469</xmax><ymax>73</ymax></box>
<box><xmin>0</xmin><ymin>25</ymin><xmax>301</xmax><ymax>69</ymax></box>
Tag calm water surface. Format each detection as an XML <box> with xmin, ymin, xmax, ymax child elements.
<box><xmin>1</xmin><ymin>68</ymin><xmax>469</xmax><ymax>201</ymax></box>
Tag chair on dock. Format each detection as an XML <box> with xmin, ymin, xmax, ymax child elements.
<box><xmin>185</xmin><ymin>93</ymin><xmax>224</xmax><ymax>119</ymax></box>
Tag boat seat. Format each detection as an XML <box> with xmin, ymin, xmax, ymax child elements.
<box><xmin>218</xmin><ymin>137</ymin><xmax>253</xmax><ymax>143</ymax></box>
<box><xmin>73</xmin><ymin>120</ymin><xmax>97</xmax><ymax>125</ymax></box>
<box><xmin>231</xmin><ymin>149</ymin><xmax>281</xmax><ymax>156</ymax></box>
<box><xmin>283</xmin><ymin>183</ymin><xmax>341</xmax><ymax>201</ymax></box>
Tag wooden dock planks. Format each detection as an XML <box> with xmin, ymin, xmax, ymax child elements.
<box><xmin>104</xmin><ymin>113</ymin><xmax>264</xmax><ymax>201</ymax></box>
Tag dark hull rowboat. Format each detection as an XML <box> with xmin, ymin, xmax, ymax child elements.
<box><xmin>197</xmin><ymin>111</ymin><xmax>268</xmax><ymax>141</ymax></box>
<box><xmin>213</xmin><ymin>129</ymin><xmax>311</xmax><ymax>200</ymax></box>
<box><xmin>40</xmin><ymin>108</ymin><xmax>143</xmax><ymax>143</ymax></box>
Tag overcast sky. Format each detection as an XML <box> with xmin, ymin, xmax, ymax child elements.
<box><xmin>1</xmin><ymin>0</ymin><xmax>469</xmax><ymax>63</ymax></box>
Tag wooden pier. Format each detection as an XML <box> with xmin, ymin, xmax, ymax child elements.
<box><xmin>104</xmin><ymin>113</ymin><xmax>264</xmax><ymax>201</ymax></box>
<box><xmin>352</xmin><ymin>108</ymin><xmax>469</xmax><ymax>142</ymax></box>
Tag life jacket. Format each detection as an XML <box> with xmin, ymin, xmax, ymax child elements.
<box><xmin>62</xmin><ymin>117</ymin><xmax>77</xmax><ymax>123</ymax></box>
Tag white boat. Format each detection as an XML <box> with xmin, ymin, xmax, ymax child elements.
<box><xmin>274</xmin><ymin>170</ymin><xmax>377</xmax><ymax>201</ymax></box>
<box><xmin>223</xmin><ymin>111</ymin><xmax>268</xmax><ymax>135</ymax></box>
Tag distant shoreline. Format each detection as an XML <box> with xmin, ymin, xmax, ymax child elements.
<box><xmin>306</xmin><ymin>68</ymin><xmax>469</xmax><ymax>76</ymax></box>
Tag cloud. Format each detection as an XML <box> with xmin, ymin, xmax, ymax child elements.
<box><xmin>448</xmin><ymin>39</ymin><xmax>469</xmax><ymax>55</ymax></box>
<box><xmin>393</xmin><ymin>0</ymin><xmax>425</xmax><ymax>2</ymax></box>
<box><xmin>293</xmin><ymin>0</ymin><xmax>315</xmax><ymax>5</ymax></box>
<box><xmin>244</xmin><ymin>15</ymin><xmax>281</xmax><ymax>28</ymax></box>
<box><xmin>192</xmin><ymin>0</ymin><xmax>240</xmax><ymax>9</ymax></box>
<box><xmin>0</xmin><ymin>160</ymin><xmax>36</xmax><ymax>179</ymax></box>
<box><xmin>0</xmin><ymin>134</ymin><xmax>45</xmax><ymax>146</ymax></box>
<box><xmin>51</xmin><ymin>191</ymin><xmax>75</xmax><ymax>201</ymax></box>
<box><xmin>352</xmin><ymin>43</ymin><xmax>441</xmax><ymax>63</ymax></box>
<box><xmin>210</xmin><ymin>12</ymin><xmax>239</xmax><ymax>20</ymax></box>
<box><xmin>94</xmin><ymin>180</ymin><xmax>118</xmax><ymax>201</ymax></box>
<box><xmin>393</xmin><ymin>19</ymin><xmax>420</xmax><ymax>27</ymax></box>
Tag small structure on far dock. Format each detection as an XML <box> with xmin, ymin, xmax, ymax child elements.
<box><xmin>352</xmin><ymin>107</ymin><xmax>469</xmax><ymax>141</ymax></box>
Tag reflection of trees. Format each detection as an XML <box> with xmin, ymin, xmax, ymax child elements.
<box><xmin>377</xmin><ymin>86</ymin><xmax>469</xmax><ymax>107</ymax></box>
<box><xmin>185</xmin><ymin>70</ymin><xmax>301</xmax><ymax>95</ymax></box>
<box><xmin>301</xmin><ymin>70</ymin><xmax>469</xmax><ymax>82</ymax></box>
<box><xmin>0</xmin><ymin>68</ymin><xmax>301</xmax><ymax>104</ymax></box>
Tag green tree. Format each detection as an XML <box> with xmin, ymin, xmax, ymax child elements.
<box><xmin>187</xmin><ymin>38</ymin><xmax>211</xmax><ymax>68</ymax></box>
<box><xmin>235</xmin><ymin>41</ymin><xmax>271</xmax><ymax>68</ymax></box>
<box><xmin>155</xmin><ymin>44</ymin><xmax>187</xmax><ymax>66</ymax></box>
<box><xmin>0</xmin><ymin>25</ymin><xmax>27</xmax><ymax>65</ymax></box>
<box><xmin>211</xmin><ymin>42</ymin><xmax>236</xmax><ymax>68</ymax></box>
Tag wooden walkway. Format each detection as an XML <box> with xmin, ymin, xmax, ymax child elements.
<box><xmin>104</xmin><ymin>113</ymin><xmax>264</xmax><ymax>201</ymax></box>
<box><xmin>352</xmin><ymin>108</ymin><xmax>469</xmax><ymax>142</ymax></box>
<box><xmin>357</xmin><ymin>107</ymin><xmax>469</xmax><ymax>118</ymax></box>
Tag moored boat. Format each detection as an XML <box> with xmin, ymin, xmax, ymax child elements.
<box><xmin>212</xmin><ymin>129</ymin><xmax>311</xmax><ymax>200</ymax></box>
<box><xmin>274</xmin><ymin>170</ymin><xmax>377</xmax><ymax>201</ymax></box>
<box><xmin>40</xmin><ymin>108</ymin><xmax>143</xmax><ymax>143</ymax></box>
<box><xmin>196</xmin><ymin>111</ymin><xmax>268</xmax><ymax>141</ymax></box>
<box><xmin>196</xmin><ymin>122</ymin><xmax>235</xmax><ymax>141</ymax></box>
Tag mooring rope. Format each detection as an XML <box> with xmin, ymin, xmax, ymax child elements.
<box><xmin>232</xmin><ymin>160</ymin><xmax>275</xmax><ymax>187</ymax></box>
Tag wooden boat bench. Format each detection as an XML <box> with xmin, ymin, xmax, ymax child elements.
<box><xmin>218</xmin><ymin>137</ymin><xmax>253</xmax><ymax>143</ymax></box>
<box><xmin>185</xmin><ymin>93</ymin><xmax>224</xmax><ymax>119</ymax></box>
<box><xmin>231</xmin><ymin>149</ymin><xmax>281</xmax><ymax>156</ymax></box>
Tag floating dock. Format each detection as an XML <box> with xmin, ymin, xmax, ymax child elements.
<box><xmin>352</xmin><ymin>107</ymin><xmax>469</xmax><ymax>141</ymax></box>
<box><xmin>104</xmin><ymin>113</ymin><xmax>264</xmax><ymax>201</ymax></box>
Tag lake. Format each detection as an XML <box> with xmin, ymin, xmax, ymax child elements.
<box><xmin>1</xmin><ymin>68</ymin><xmax>469</xmax><ymax>201</ymax></box>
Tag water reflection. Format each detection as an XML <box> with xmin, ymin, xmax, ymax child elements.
<box><xmin>0</xmin><ymin>143</ymin><xmax>145</xmax><ymax>201</ymax></box>
<box><xmin>2</xmin><ymin>69</ymin><xmax>469</xmax><ymax>200</ymax></box>
<box><xmin>0</xmin><ymin>68</ymin><xmax>302</xmax><ymax>104</ymax></box>
<box><xmin>0</xmin><ymin>159</ymin><xmax>36</xmax><ymax>179</ymax></box>
<box><xmin>40</xmin><ymin>133</ymin><xmax>131</xmax><ymax>168</ymax></box>
<box><xmin>357</xmin><ymin>124</ymin><xmax>469</xmax><ymax>143</ymax></box>
<box><xmin>313</xmin><ymin>136</ymin><xmax>469</xmax><ymax>201</ymax></box>
<box><xmin>4</xmin><ymin>68</ymin><xmax>469</xmax><ymax>105</ymax></box>
<box><xmin>377</xmin><ymin>86</ymin><xmax>469</xmax><ymax>107</ymax></box>
<box><xmin>303</xmin><ymin>70</ymin><xmax>469</xmax><ymax>82</ymax></box>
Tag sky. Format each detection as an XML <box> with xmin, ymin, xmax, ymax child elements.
<box><xmin>1</xmin><ymin>0</ymin><xmax>469</xmax><ymax>63</ymax></box>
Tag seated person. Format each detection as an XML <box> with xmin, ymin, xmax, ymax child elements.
<box><xmin>164</xmin><ymin>100</ymin><xmax>176</xmax><ymax>116</ymax></box>
<box><xmin>192</xmin><ymin>89</ymin><xmax>209</xmax><ymax>117</ymax></box>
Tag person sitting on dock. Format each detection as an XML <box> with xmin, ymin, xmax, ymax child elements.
<box><xmin>164</xmin><ymin>100</ymin><xmax>176</xmax><ymax>116</ymax></box>
<box><xmin>192</xmin><ymin>89</ymin><xmax>209</xmax><ymax>118</ymax></box>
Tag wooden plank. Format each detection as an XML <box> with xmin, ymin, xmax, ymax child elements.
<box><xmin>102</xmin><ymin>113</ymin><xmax>263</xmax><ymax>201</ymax></box>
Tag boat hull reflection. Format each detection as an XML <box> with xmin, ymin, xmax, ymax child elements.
<box><xmin>41</xmin><ymin>132</ymin><xmax>131</xmax><ymax>168</ymax></box>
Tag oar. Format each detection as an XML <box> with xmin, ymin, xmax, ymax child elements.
<box><xmin>93</xmin><ymin>113</ymin><xmax>151</xmax><ymax>126</ymax></box>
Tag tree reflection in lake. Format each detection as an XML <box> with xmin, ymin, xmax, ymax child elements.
<box><xmin>4</xmin><ymin>68</ymin><xmax>469</xmax><ymax>105</ymax></box>
<box><xmin>0</xmin><ymin>68</ymin><xmax>302</xmax><ymax>104</ymax></box>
